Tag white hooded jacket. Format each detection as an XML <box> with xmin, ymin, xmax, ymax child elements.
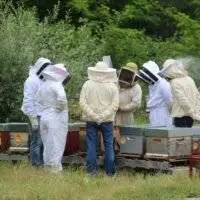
<box><xmin>162</xmin><ymin>59</ymin><xmax>200</xmax><ymax>120</ymax></box>
<box><xmin>38</xmin><ymin>64</ymin><xmax>69</xmax><ymax>172</ymax></box>
<box><xmin>21</xmin><ymin>58</ymin><xmax>51</xmax><ymax>117</ymax></box>
<box><xmin>80</xmin><ymin>62</ymin><xmax>119</xmax><ymax>123</ymax></box>
<box><xmin>142</xmin><ymin>61</ymin><xmax>172</xmax><ymax>127</ymax></box>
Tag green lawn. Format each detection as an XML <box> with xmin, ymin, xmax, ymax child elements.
<box><xmin>0</xmin><ymin>162</ymin><xmax>200</xmax><ymax>200</ymax></box>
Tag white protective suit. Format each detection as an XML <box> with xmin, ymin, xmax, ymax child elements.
<box><xmin>161</xmin><ymin>59</ymin><xmax>200</xmax><ymax>121</ymax></box>
<box><xmin>115</xmin><ymin>83</ymin><xmax>142</xmax><ymax>125</ymax></box>
<box><xmin>142</xmin><ymin>61</ymin><xmax>172</xmax><ymax>127</ymax></box>
<box><xmin>21</xmin><ymin>57</ymin><xmax>52</xmax><ymax>129</ymax></box>
<box><xmin>115</xmin><ymin>62</ymin><xmax>142</xmax><ymax>126</ymax></box>
<box><xmin>80</xmin><ymin>62</ymin><xmax>119</xmax><ymax>123</ymax></box>
<box><xmin>38</xmin><ymin>64</ymin><xmax>69</xmax><ymax>172</ymax></box>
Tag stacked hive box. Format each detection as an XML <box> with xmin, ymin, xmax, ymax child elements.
<box><xmin>79</xmin><ymin>123</ymin><xmax>87</xmax><ymax>153</ymax></box>
<box><xmin>144</xmin><ymin>127</ymin><xmax>193</xmax><ymax>161</ymax></box>
<box><xmin>0</xmin><ymin>123</ymin><xmax>29</xmax><ymax>153</ymax></box>
<box><xmin>119</xmin><ymin>125</ymin><xmax>147</xmax><ymax>157</ymax></box>
<box><xmin>64</xmin><ymin>123</ymin><xmax>82</xmax><ymax>155</ymax></box>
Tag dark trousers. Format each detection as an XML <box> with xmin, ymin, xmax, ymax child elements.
<box><xmin>174</xmin><ymin>116</ymin><xmax>194</xmax><ymax>128</ymax></box>
<box><xmin>29</xmin><ymin>116</ymin><xmax>43</xmax><ymax>166</ymax></box>
<box><xmin>86</xmin><ymin>121</ymin><xmax>115</xmax><ymax>175</ymax></box>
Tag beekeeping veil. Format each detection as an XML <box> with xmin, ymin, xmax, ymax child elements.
<box><xmin>137</xmin><ymin>61</ymin><xmax>160</xmax><ymax>84</ymax></box>
<box><xmin>87</xmin><ymin>61</ymin><xmax>117</xmax><ymax>83</ymax></box>
<box><xmin>29</xmin><ymin>57</ymin><xmax>52</xmax><ymax>79</ymax></box>
<box><xmin>118</xmin><ymin>62</ymin><xmax>138</xmax><ymax>88</ymax></box>
<box><xmin>159</xmin><ymin>59</ymin><xmax>188</xmax><ymax>79</ymax></box>
<box><xmin>42</xmin><ymin>63</ymin><xmax>69</xmax><ymax>83</ymax></box>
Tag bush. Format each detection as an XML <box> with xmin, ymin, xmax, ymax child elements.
<box><xmin>0</xmin><ymin>4</ymin><xmax>104</xmax><ymax>122</ymax></box>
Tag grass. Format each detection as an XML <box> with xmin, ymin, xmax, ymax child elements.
<box><xmin>0</xmin><ymin>162</ymin><xmax>200</xmax><ymax>200</ymax></box>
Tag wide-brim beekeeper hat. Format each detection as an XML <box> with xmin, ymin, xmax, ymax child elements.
<box><xmin>122</xmin><ymin>62</ymin><xmax>138</xmax><ymax>72</ymax></box>
<box><xmin>88</xmin><ymin>61</ymin><xmax>117</xmax><ymax>83</ymax></box>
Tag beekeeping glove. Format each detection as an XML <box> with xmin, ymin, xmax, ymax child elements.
<box><xmin>93</xmin><ymin>114</ymin><xmax>103</xmax><ymax>125</ymax></box>
<box><xmin>28</xmin><ymin>116</ymin><xmax>39</xmax><ymax>131</ymax></box>
<box><xmin>55</xmin><ymin>100</ymin><xmax>67</xmax><ymax>112</ymax></box>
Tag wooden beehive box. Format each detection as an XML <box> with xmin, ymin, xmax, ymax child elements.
<box><xmin>0</xmin><ymin>123</ymin><xmax>30</xmax><ymax>153</ymax></box>
<box><xmin>78</xmin><ymin>122</ymin><xmax>87</xmax><ymax>153</ymax></box>
<box><xmin>64</xmin><ymin>123</ymin><xmax>81</xmax><ymax>155</ymax></box>
<box><xmin>0</xmin><ymin>124</ymin><xmax>10</xmax><ymax>151</ymax></box>
<box><xmin>119</xmin><ymin>125</ymin><xmax>147</xmax><ymax>157</ymax></box>
<box><xmin>144</xmin><ymin>127</ymin><xmax>192</xmax><ymax>161</ymax></box>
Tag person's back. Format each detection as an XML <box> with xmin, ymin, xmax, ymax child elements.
<box><xmin>137</xmin><ymin>60</ymin><xmax>172</xmax><ymax>127</ymax></box>
<box><xmin>148</xmin><ymin>78</ymin><xmax>171</xmax><ymax>109</ymax></box>
<box><xmin>81</xmin><ymin>80</ymin><xmax>118</xmax><ymax>122</ymax></box>
<box><xmin>148</xmin><ymin>78</ymin><xmax>172</xmax><ymax>126</ymax></box>
<box><xmin>39</xmin><ymin>80</ymin><xmax>67</xmax><ymax>115</ymax></box>
<box><xmin>161</xmin><ymin>58</ymin><xmax>200</xmax><ymax>127</ymax></box>
<box><xmin>171</xmin><ymin>76</ymin><xmax>200</xmax><ymax>118</ymax></box>
<box><xmin>79</xmin><ymin>61</ymin><xmax>119</xmax><ymax>176</ymax></box>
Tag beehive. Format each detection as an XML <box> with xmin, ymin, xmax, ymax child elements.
<box><xmin>119</xmin><ymin>125</ymin><xmax>147</xmax><ymax>157</ymax></box>
<box><xmin>64</xmin><ymin>123</ymin><xmax>81</xmax><ymax>155</ymax></box>
<box><xmin>0</xmin><ymin>123</ymin><xmax>30</xmax><ymax>153</ymax></box>
<box><xmin>144</xmin><ymin>127</ymin><xmax>192</xmax><ymax>160</ymax></box>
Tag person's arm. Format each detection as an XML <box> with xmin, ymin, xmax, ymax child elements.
<box><xmin>101</xmin><ymin>84</ymin><xmax>119</xmax><ymax>119</ymax></box>
<box><xmin>160</xmin><ymin>80</ymin><xmax>172</xmax><ymax>111</ymax></box>
<box><xmin>22</xmin><ymin>79</ymin><xmax>39</xmax><ymax>129</ymax></box>
<box><xmin>120</xmin><ymin>85</ymin><xmax>142</xmax><ymax>111</ymax></box>
<box><xmin>54</xmin><ymin>83</ymin><xmax>68</xmax><ymax>112</ymax></box>
<box><xmin>79</xmin><ymin>83</ymin><xmax>98</xmax><ymax>120</ymax></box>
<box><xmin>22</xmin><ymin>79</ymin><xmax>38</xmax><ymax>116</ymax></box>
<box><xmin>171</xmin><ymin>81</ymin><xmax>193</xmax><ymax>115</ymax></box>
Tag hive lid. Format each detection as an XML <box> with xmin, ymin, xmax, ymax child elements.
<box><xmin>0</xmin><ymin>123</ymin><xmax>29</xmax><ymax>132</ymax></box>
<box><xmin>144</xmin><ymin>126</ymin><xmax>196</xmax><ymax>137</ymax></box>
<box><xmin>120</xmin><ymin>125</ymin><xmax>148</xmax><ymax>136</ymax></box>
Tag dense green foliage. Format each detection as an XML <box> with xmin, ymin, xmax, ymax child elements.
<box><xmin>0</xmin><ymin>0</ymin><xmax>200</xmax><ymax>122</ymax></box>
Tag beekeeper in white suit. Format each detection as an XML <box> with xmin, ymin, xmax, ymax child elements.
<box><xmin>160</xmin><ymin>58</ymin><xmax>200</xmax><ymax>127</ymax></box>
<box><xmin>21</xmin><ymin>57</ymin><xmax>52</xmax><ymax>166</ymax></box>
<box><xmin>138</xmin><ymin>60</ymin><xmax>172</xmax><ymax>126</ymax></box>
<box><xmin>38</xmin><ymin>63</ymin><xmax>70</xmax><ymax>172</ymax></box>
<box><xmin>80</xmin><ymin>61</ymin><xmax>119</xmax><ymax>176</ymax></box>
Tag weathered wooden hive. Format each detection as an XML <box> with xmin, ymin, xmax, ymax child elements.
<box><xmin>64</xmin><ymin>123</ymin><xmax>81</xmax><ymax>155</ymax></box>
<box><xmin>144</xmin><ymin>127</ymin><xmax>194</xmax><ymax>161</ymax></box>
<box><xmin>0</xmin><ymin>123</ymin><xmax>29</xmax><ymax>153</ymax></box>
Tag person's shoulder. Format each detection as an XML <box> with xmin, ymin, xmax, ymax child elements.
<box><xmin>186</xmin><ymin>76</ymin><xmax>195</xmax><ymax>83</ymax></box>
<box><xmin>24</xmin><ymin>76</ymin><xmax>39</xmax><ymax>87</ymax></box>
<box><xmin>158</xmin><ymin>78</ymin><xmax>170</xmax><ymax>86</ymax></box>
<box><xmin>133</xmin><ymin>83</ymin><xmax>142</xmax><ymax>90</ymax></box>
<box><xmin>82</xmin><ymin>80</ymin><xmax>93</xmax><ymax>88</ymax></box>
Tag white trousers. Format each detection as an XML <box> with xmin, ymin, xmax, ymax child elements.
<box><xmin>40</xmin><ymin>111</ymin><xmax>68</xmax><ymax>171</ymax></box>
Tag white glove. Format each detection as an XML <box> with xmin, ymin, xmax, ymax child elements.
<box><xmin>192</xmin><ymin>112</ymin><xmax>200</xmax><ymax>121</ymax></box>
<box><xmin>28</xmin><ymin>116</ymin><xmax>39</xmax><ymax>131</ymax></box>
<box><xmin>94</xmin><ymin>114</ymin><xmax>104</xmax><ymax>125</ymax></box>
<box><xmin>55</xmin><ymin>100</ymin><xmax>66</xmax><ymax>112</ymax></box>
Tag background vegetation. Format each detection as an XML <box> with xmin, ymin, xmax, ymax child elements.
<box><xmin>0</xmin><ymin>0</ymin><xmax>200</xmax><ymax>122</ymax></box>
